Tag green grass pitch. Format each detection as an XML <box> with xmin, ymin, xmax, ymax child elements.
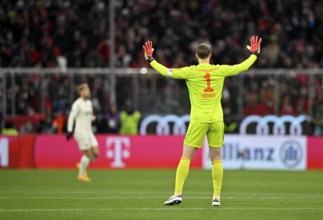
<box><xmin>0</xmin><ymin>169</ymin><xmax>322</xmax><ymax>220</ymax></box>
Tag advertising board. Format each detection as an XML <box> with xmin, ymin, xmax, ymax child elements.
<box><xmin>203</xmin><ymin>135</ymin><xmax>307</xmax><ymax>170</ymax></box>
<box><xmin>34</xmin><ymin>135</ymin><xmax>202</xmax><ymax>169</ymax></box>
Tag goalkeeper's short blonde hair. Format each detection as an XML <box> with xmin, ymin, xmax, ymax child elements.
<box><xmin>196</xmin><ymin>43</ymin><xmax>212</xmax><ymax>59</ymax></box>
<box><xmin>77</xmin><ymin>83</ymin><xmax>89</xmax><ymax>95</ymax></box>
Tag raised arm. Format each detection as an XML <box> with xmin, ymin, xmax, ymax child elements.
<box><xmin>142</xmin><ymin>41</ymin><xmax>190</xmax><ymax>79</ymax></box>
<box><xmin>219</xmin><ymin>55</ymin><xmax>257</xmax><ymax>77</ymax></box>
<box><xmin>220</xmin><ymin>36</ymin><xmax>262</xmax><ymax>77</ymax></box>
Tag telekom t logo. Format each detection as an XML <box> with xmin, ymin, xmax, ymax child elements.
<box><xmin>106</xmin><ymin>137</ymin><xmax>130</xmax><ymax>168</ymax></box>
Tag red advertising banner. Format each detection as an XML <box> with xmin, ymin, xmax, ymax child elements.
<box><xmin>307</xmin><ymin>137</ymin><xmax>323</xmax><ymax>169</ymax></box>
<box><xmin>2</xmin><ymin>134</ymin><xmax>322</xmax><ymax>170</ymax></box>
<box><xmin>34</xmin><ymin>135</ymin><xmax>202</xmax><ymax>169</ymax></box>
<box><xmin>0</xmin><ymin>135</ymin><xmax>36</xmax><ymax>169</ymax></box>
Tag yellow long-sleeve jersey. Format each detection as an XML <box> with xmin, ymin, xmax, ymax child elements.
<box><xmin>150</xmin><ymin>55</ymin><xmax>257</xmax><ymax>123</ymax></box>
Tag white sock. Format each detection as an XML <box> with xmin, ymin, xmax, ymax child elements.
<box><xmin>79</xmin><ymin>155</ymin><xmax>91</xmax><ymax>176</ymax></box>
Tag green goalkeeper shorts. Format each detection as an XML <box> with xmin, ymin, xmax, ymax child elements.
<box><xmin>184</xmin><ymin>121</ymin><xmax>224</xmax><ymax>148</ymax></box>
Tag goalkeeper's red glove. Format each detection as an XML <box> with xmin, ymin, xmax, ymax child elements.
<box><xmin>247</xmin><ymin>36</ymin><xmax>262</xmax><ymax>55</ymax></box>
<box><xmin>142</xmin><ymin>41</ymin><xmax>154</xmax><ymax>62</ymax></box>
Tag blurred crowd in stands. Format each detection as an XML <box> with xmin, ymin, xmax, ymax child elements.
<box><xmin>0</xmin><ymin>0</ymin><xmax>323</xmax><ymax>135</ymax></box>
<box><xmin>1</xmin><ymin>0</ymin><xmax>323</xmax><ymax>68</ymax></box>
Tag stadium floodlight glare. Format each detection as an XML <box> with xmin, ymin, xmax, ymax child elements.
<box><xmin>140</xmin><ymin>67</ymin><xmax>148</xmax><ymax>74</ymax></box>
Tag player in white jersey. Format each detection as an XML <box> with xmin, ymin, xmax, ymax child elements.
<box><xmin>66</xmin><ymin>83</ymin><xmax>99</xmax><ymax>182</ymax></box>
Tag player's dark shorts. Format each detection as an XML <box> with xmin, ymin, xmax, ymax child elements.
<box><xmin>184</xmin><ymin>121</ymin><xmax>224</xmax><ymax>148</ymax></box>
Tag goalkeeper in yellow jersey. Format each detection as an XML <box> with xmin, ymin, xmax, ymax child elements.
<box><xmin>142</xmin><ymin>36</ymin><xmax>262</xmax><ymax>206</ymax></box>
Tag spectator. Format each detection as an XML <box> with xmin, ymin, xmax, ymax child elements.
<box><xmin>20</xmin><ymin>122</ymin><xmax>34</xmax><ymax>134</ymax></box>
<box><xmin>38</xmin><ymin>115</ymin><xmax>58</xmax><ymax>134</ymax></box>
<box><xmin>0</xmin><ymin>111</ymin><xmax>3</xmax><ymax>130</ymax></box>
<box><xmin>119</xmin><ymin>101</ymin><xmax>141</xmax><ymax>135</ymax></box>
<box><xmin>0</xmin><ymin>0</ymin><xmax>323</xmax><ymax>124</ymax></box>
<box><xmin>243</xmin><ymin>92</ymin><xmax>268</xmax><ymax>116</ymax></box>
<box><xmin>280</xmin><ymin>96</ymin><xmax>296</xmax><ymax>115</ymax></box>
<box><xmin>224</xmin><ymin>113</ymin><xmax>238</xmax><ymax>134</ymax></box>
<box><xmin>41</xmin><ymin>37</ymin><xmax>61</xmax><ymax>67</ymax></box>
<box><xmin>309</xmin><ymin>91</ymin><xmax>323</xmax><ymax>136</ymax></box>
<box><xmin>2</xmin><ymin>122</ymin><xmax>19</xmax><ymax>136</ymax></box>
<box><xmin>52</xmin><ymin>111</ymin><xmax>65</xmax><ymax>134</ymax></box>
<box><xmin>105</xmin><ymin>105</ymin><xmax>120</xmax><ymax>134</ymax></box>
<box><xmin>1</xmin><ymin>0</ymin><xmax>323</xmax><ymax>68</ymax></box>
<box><xmin>98</xmin><ymin>39</ymin><xmax>110</xmax><ymax>66</ymax></box>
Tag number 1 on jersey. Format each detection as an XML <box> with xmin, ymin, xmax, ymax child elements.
<box><xmin>204</xmin><ymin>73</ymin><xmax>214</xmax><ymax>92</ymax></box>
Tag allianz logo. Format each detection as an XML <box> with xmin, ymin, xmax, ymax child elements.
<box><xmin>220</xmin><ymin>139</ymin><xmax>303</xmax><ymax>168</ymax></box>
<box><xmin>222</xmin><ymin>142</ymin><xmax>274</xmax><ymax>161</ymax></box>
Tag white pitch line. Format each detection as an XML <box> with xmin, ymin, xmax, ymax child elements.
<box><xmin>221</xmin><ymin>196</ymin><xmax>323</xmax><ymax>200</ymax></box>
<box><xmin>0</xmin><ymin>207</ymin><xmax>323</xmax><ymax>212</ymax></box>
<box><xmin>3</xmin><ymin>191</ymin><xmax>323</xmax><ymax>197</ymax></box>
<box><xmin>1</xmin><ymin>196</ymin><xmax>323</xmax><ymax>200</ymax></box>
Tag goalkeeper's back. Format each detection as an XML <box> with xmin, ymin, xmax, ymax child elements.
<box><xmin>184</xmin><ymin>63</ymin><xmax>231</xmax><ymax>123</ymax></box>
<box><xmin>145</xmin><ymin>41</ymin><xmax>259</xmax><ymax>123</ymax></box>
<box><xmin>150</xmin><ymin>55</ymin><xmax>257</xmax><ymax>123</ymax></box>
<box><xmin>178</xmin><ymin>57</ymin><xmax>257</xmax><ymax>122</ymax></box>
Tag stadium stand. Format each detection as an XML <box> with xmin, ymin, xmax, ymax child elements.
<box><xmin>0</xmin><ymin>0</ymin><xmax>322</xmax><ymax>133</ymax></box>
